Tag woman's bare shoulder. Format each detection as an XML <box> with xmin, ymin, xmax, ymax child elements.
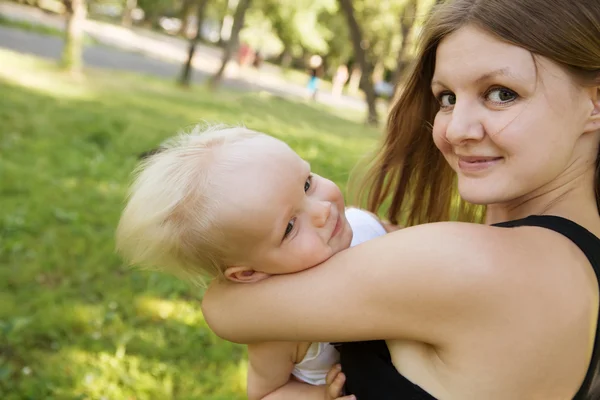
<box><xmin>388</xmin><ymin>220</ymin><xmax>587</xmax><ymax>277</ymax></box>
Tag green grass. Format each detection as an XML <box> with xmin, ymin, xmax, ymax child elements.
<box><xmin>0</xmin><ymin>49</ymin><xmax>382</xmax><ymax>399</ymax></box>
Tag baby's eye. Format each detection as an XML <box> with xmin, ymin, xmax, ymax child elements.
<box><xmin>283</xmin><ymin>219</ymin><xmax>295</xmax><ymax>240</ymax></box>
<box><xmin>304</xmin><ymin>175</ymin><xmax>313</xmax><ymax>192</ymax></box>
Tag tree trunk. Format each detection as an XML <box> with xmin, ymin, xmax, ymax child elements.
<box><xmin>372</xmin><ymin>61</ymin><xmax>385</xmax><ymax>83</ymax></box>
<box><xmin>179</xmin><ymin>0</ymin><xmax>209</xmax><ymax>87</ymax></box>
<box><xmin>177</xmin><ymin>0</ymin><xmax>195</xmax><ymax>37</ymax></box>
<box><xmin>121</xmin><ymin>0</ymin><xmax>137</xmax><ymax>28</ymax></box>
<box><xmin>266</xmin><ymin>4</ymin><xmax>295</xmax><ymax>68</ymax></box>
<box><xmin>347</xmin><ymin>65</ymin><xmax>362</xmax><ymax>94</ymax></box>
<box><xmin>209</xmin><ymin>0</ymin><xmax>252</xmax><ymax>89</ymax></box>
<box><xmin>392</xmin><ymin>0</ymin><xmax>417</xmax><ymax>91</ymax></box>
<box><xmin>276</xmin><ymin>47</ymin><xmax>293</xmax><ymax>68</ymax></box>
<box><xmin>281</xmin><ymin>51</ymin><xmax>293</xmax><ymax>69</ymax></box>
<box><xmin>337</xmin><ymin>0</ymin><xmax>378</xmax><ymax>126</ymax></box>
<box><xmin>61</xmin><ymin>0</ymin><xmax>86</xmax><ymax>75</ymax></box>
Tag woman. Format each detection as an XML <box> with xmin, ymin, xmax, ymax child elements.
<box><xmin>201</xmin><ymin>0</ymin><xmax>600</xmax><ymax>398</ymax></box>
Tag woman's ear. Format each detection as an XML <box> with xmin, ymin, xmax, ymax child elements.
<box><xmin>584</xmin><ymin>86</ymin><xmax>600</xmax><ymax>133</ymax></box>
<box><xmin>224</xmin><ymin>266</ymin><xmax>271</xmax><ymax>283</ymax></box>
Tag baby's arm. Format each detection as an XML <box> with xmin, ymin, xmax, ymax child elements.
<box><xmin>246</xmin><ymin>341</ymin><xmax>295</xmax><ymax>399</ymax></box>
<box><xmin>247</xmin><ymin>342</ymin><xmax>342</xmax><ymax>400</ymax></box>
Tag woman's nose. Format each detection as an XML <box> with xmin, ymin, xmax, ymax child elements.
<box><xmin>444</xmin><ymin>101</ymin><xmax>485</xmax><ymax>145</ymax></box>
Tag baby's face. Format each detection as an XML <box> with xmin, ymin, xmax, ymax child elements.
<box><xmin>219</xmin><ymin>136</ymin><xmax>353</xmax><ymax>275</ymax></box>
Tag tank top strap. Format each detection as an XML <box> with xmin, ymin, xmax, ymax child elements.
<box><xmin>494</xmin><ymin>215</ymin><xmax>600</xmax><ymax>399</ymax></box>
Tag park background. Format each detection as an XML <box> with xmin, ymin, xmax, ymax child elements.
<box><xmin>0</xmin><ymin>0</ymin><xmax>441</xmax><ymax>398</ymax></box>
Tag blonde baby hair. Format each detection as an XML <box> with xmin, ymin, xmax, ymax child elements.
<box><xmin>115</xmin><ymin>123</ymin><xmax>262</xmax><ymax>285</ymax></box>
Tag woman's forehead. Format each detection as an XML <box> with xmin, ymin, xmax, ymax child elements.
<box><xmin>432</xmin><ymin>25</ymin><xmax>537</xmax><ymax>86</ymax></box>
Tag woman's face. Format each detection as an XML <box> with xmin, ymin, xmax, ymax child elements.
<box><xmin>431</xmin><ymin>25</ymin><xmax>599</xmax><ymax>207</ymax></box>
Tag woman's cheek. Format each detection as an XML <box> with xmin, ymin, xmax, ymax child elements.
<box><xmin>432</xmin><ymin>124</ymin><xmax>449</xmax><ymax>153</ymax></box>
<box><xmin>433</xmin><ymin>110</ymin><xmax>454</xmax><ymax>147</ymax></box>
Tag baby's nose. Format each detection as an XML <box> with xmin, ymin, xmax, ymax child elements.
<box><xmin>311</xmin><ymin>200</ymin><xmax>331</xmax><ymax>227</ymax></box>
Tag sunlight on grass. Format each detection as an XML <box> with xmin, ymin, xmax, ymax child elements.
<box><xmin>0</xmin><ymin>49</ymin><xmax>97</xmax><ymax>100</ymax></box>
<box><xmin>135</xmin><ymin>296</ymin><xmax>205</xmax><ymax>325</ymax></box>
<box><xmin>35</xmin><ymin>348</ymin><xmax>181</xmax><ymax>400</ymax></box>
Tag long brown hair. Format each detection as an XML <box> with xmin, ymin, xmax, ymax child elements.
<box><xmin>358</xmin><ymin>0</ymin><xmax>600</xmax><ymax>226</ymax></box>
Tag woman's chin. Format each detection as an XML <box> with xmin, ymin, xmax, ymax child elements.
<box><xmin>458</xmin><ymin>187</ymin><xmax>503</xmax><ymax>206</ymax></box>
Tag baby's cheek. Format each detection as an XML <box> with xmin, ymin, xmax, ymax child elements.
<box><xmin>300</xmin><ymin>236</ymin><xmax>331</xmax><ymax>264</ymax></box>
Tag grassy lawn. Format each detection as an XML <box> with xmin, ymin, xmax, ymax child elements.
<box><xmin>0</xmin><ymin>49</ymin><xmax>382</xmax><ymax>399</ymax></box>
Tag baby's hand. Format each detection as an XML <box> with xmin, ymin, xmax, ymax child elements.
<box><xmin>324</xmin><ymin>364</ymin><xmax>356</xmax><ymax>400</ymax></box>
<box><xmin>381</xmin><ymin>219</ymin><xmax>401</xmax><ymax>233</ymax></box>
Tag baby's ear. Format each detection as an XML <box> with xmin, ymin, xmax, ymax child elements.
<box><xmin>224</xmin><ymin>266</ymin><xmax>271</xmax><ymax>283</ymax></box>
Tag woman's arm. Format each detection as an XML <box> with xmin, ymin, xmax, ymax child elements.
<box><xmin>202</xmin><ymin>222</ymin><xmax>514</xmax><ymax>345</ymax></box>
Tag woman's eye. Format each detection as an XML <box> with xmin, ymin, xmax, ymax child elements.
<box><xmin>304</xmin><ymin>175</ymin><xmax>312</xmax><ymax>192</ymax></box>
<box><xmin>438</xmin><ymin>93</ymin><xmax>456</xmax><ymax>108</ymax></box>
<box><xmin>487</xmin><ymin>88</ymin><xmax>518</xmax><ymax>104</ymax></box>
<box><xmin>284</xmin><ymin>219</ymin><xmax>295</xmax><ymax>239</ymax></box>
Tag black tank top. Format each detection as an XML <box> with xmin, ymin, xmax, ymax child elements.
<box><xmin>337</xmin><ymin>215</ymin><xmax>600</xmax><ymax>400</ymax></box>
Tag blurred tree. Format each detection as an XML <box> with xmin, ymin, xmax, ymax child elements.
<box><xmin>265</xmin><ymin>0</ymin><xmax>334</xmax><ymax>59</ymax></box>
<box><xmin>357</xmin><ymin>0</ymin><xmax>404</xmax><ymax>79</ymax></box>
<box><xmin>61</xmin><ymin>0</ymin><xmax>86</xmax><ymax>75</ymax></box>
<box><xmin>263</xmin><ymin>0</ymin><xmax>296</xmax><ymax>67</ymax></box>
<box><xmin>121</xmin><ymin>0</ymin><xmax>137</xmax><ymax>27</ymax></box>
<box><xmin>223</xmin><ymin>0</ymin><xmax>336</xmax><ymax>69</ymax></box>
<box><xmin>177</xmin><ymin>0</ymin><xmax>195</xmax><ymax>35</ymax></box>
<box><xmin>137</xmin><ymin>0</ymin><xmax>173</xmax><ymax>28</ymax></box>
<box><xmin>196</xmin><ymin>0</ymin><xmax>228</xmax><ymax>41</ymax></box>
<box><xmin>392</xmin><ymin>0</ymin><xmax>418</xmax><ymax>88</ymax></box>
<box><xmin>179</xmin><ymin>0</ymin><xmax>209</xmax><ymax>86</ymax></box>
<box><xmin>337</xmin><ymin>0</ymin><xmax>378</xmax><ymax>125</ymax></box>
<box><xmin>319</xmin><ymin>11</ymin><xmax>351</xmax><ymax>68</ymax></box>
<box><xmin>209</xmin><ymin>0</ymin><xmax>252</xmax><ymax>88</ymax></box>
<box><xmin>317</xmin><ymin>0</ymin><xmax>408</xmax><ymax>96</ymax></box>
<box><xmin>239</xmin><ymin>7</ymin><xmax>281</xmax><ymax>57</ymax></box>
<box><xmin>392</xmin><ymin>0</ymin><xmax>441</xmax><ymax>91</ymax></box>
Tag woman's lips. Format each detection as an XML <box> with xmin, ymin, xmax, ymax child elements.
<box><xmin>457</xmin><ymin>156</ymin><xmax>504</xmax><ymax>172</ymax></box>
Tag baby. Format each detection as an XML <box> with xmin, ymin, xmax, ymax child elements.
<box><xmin>116</xmin><ymin>124</ymin><xmax>393</xmax><ymax>399</ymax></box>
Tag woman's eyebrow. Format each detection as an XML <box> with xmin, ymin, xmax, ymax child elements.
<box><xmin>474</xmin><ymin>68</ymin><xmax>513</xmax><ymax>84</ymax></box>
<box><xmin>432</xmin><ymin>67</ymin><xmax>513</xmax><ymax>87</ymax></box>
